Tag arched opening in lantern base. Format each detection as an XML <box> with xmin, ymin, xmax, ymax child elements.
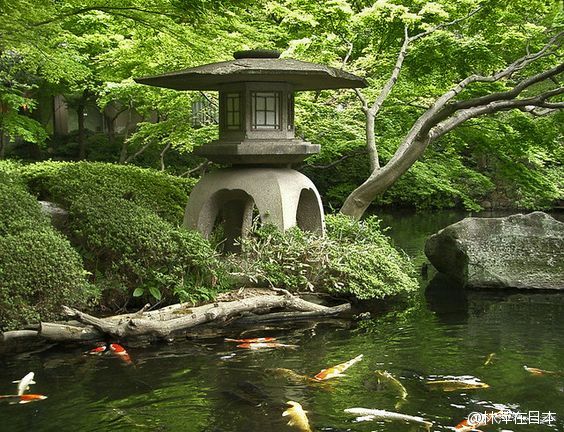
<box><xmin>183</xmin><ymin>168</ymin><xmax>325</xmax><ymax>251</ymax></box>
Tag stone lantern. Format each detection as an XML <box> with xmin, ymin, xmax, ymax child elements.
<box><xmin>136</xmin><ymin>50</ymin><xmax>366</xmax><ymax>248</ymax></box>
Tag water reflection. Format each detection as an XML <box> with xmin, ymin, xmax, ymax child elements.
<box><xmin>1</xmin><ymin>210</ymin><xmax>563</xmax><ymax>431</ymax></box>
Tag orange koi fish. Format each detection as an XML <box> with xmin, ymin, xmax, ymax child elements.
<box><xmin>225</xmin><ymin>337</ymin><xmax>277</xmax><ymax>343</ymax></box>
<box><xmin>313</xmin><ymin>354</ymin><xmax>363</xmax><ymax>381</ymax></box>
<box><xmin>236</xmin><ymin>342</ymin><xmax>296</xmax><ymax>350</ymax></box>
<box><xmin>86</xmin><ymin>345</ymin><xmax>107</xmax><ymax>355</ymax></box>
<box><xmin>109</xmin><ymin>343</ymin><xmax>132</xmax><ymax>364</ymax></box>
<box><xmin>0</xmin><ymin>394</ymin><xmax>48</xmax><ymax>404</ymax></box>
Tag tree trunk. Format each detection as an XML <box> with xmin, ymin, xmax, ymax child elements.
<box><xmin>365</xmin><ymin>110</ymin><xmax>379</xmax><ymax>171</ymax></box>
<box><xmin>77</xmin><ymin>94</ymin><xmax>87</xmax><ymax>160</ymax></box>
<box><xmin>0</xmin><ymin>129</ymin><xmax>5</xmax><ymax>160</ymax></box>
<box><xmin>340</xmin><ymin>138</ymin><xmax>430</xmax><ymax>219</ymax></box>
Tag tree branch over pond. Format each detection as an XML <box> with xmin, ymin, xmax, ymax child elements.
<box><xmin>342</xmin><ymin>28</ymin><xmax>564</xmax><ymax>219</ymax></box>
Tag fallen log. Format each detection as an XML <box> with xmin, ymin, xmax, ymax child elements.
<box><xmin>33</xmin><ymin>290</ymin><xmax>350</xmax><ymax>341</ymax></box>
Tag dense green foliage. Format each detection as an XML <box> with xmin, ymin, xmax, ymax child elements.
<box><xmin>230</xmin><ymin>214</ymin><xmax>418</xmax><ymax>300</ymax></box>
<box><xmin>20</xmin><ymin>161</ymin><xmax>197</xmax><ymax>223</ymax></box>
<box><xmin>17</xmin><ymin>161</ymin><xmax>222</xmax><ymax>305</ymax></box>
<box><xmin>1</xmin><ymin>0</ymin><xmax>562</xmax><ymax>211</ymax></box>
<box><xmin>0</xmin><ymin>164</ymin><xmax>94</xmax><ymax>330</ymax></box>
<box><xmin>69</xmin><ymin>195</ymin><xmax>223</xmax><ymax>305</ymax></box>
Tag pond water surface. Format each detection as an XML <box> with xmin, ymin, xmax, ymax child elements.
<box><xmin>1</xmin><ymin>210</ymin><xmax>563</xmax><ymax>431</ymax></box>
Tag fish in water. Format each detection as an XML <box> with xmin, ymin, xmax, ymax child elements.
<box><xmin>0</xmin><ymin>394</ymin><xmax>48</xmax><ymax>404</ymax></box>
<box><xmin>374</xmin><ymin>370</ymin><xmax>408</xmax><ymax>400</ymax></box>
<box><xmin>426</xmin><ymin>377</ymin><xmax>489</xmax><ymax>391</ymax></box>
<box><xmin>87</xmin><ymin>345</ymin><xmax>107</xmax><ymax>355</ymax></box>
<box><xmin>483</xmin><ymin>353</ymin><xmax>495</xmax><ymax>366</ymax></box>
<box><xmin>283</xmin><ymin>401</ymin><xmax>312</xmax><ymax>432</ymax></box>
<box><xmin>13</xmin><ymin>372</ymin><xmax>36</xmax><ymax>396</ymax></box>
<box><xmin>236</xmin><ymin>342</ymin><xmax>296</xmax><ymax>349</ymax></box>
<box><xmin>524</xmin><ymin>365</ymin><xmax>561</xmax><ymax>376</ymax></box>
<box><xmin>344</xmin><ymin>407</ymin><xmax>433</xmax><ymax>430</ymax></box>
<box><xmin>225</xmin><ymin>337</ymin><xmax>277</xmax><ymax>343</ymax></box>
<box><xmin>313</xmin><ymin>354</ymin><xmax>363</xmax><ymax>381</ymax></box>
<box><xmin>109</xmin><ymin>343</ymin><xmax>132</xmax><ymax>364</ymax></box>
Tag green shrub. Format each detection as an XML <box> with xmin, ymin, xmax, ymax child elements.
<box><xmin>69</xmin><ymin>195</ymin><xmax>226</xmax><ymax>305</ymax></box>
<box><xmin>20</xmin><ymin>161</ymin><xmax>197</xmax><ymax>224</ymax></box>
<box><xmin>0</xmin><ymin>170</ymin><xmax>48</xmax><ymax>236</ymax></box>
<box><xmin>229</xmin><ymin>214</ymin><xmax>418</xmax><ymax>300</ymax></box>
<box><xmin>0</xmin><ymin>167</ymin><xmax>95</xmax><ymax>331</ymax></box>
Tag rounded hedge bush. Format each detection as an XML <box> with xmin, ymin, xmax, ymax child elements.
<box><xmin>20</xmin><ymin>161</ymin><xmax>197</xmax><ymax>224</ymax></box>
<box><xmin>0</xmin><ymin>229</ymin><xmax>95</xmax><ymax>330</ymax></box>
<box><xmin>69</xmin><ymin>195</ymin><xmax>224</xmax><ymax>304</ymax></box>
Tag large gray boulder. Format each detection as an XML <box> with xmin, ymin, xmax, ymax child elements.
<box><xmin>425</xmin><ymin>212</ymin><xmax>564</xmax><ymax>289</ymax></box>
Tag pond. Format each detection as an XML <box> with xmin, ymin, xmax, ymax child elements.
<box><xmin>1</xmin><ymin>210</ymin><xmax>563</xmax><ymax>431</ymax></box>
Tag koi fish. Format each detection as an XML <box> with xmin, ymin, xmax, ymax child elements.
<box><xmin>0</xmin><ymin>394</ymin><xmax>48</xmax><ymax>404</ymax></box>
<box><xmin>283</xmin><ymin>401</ymin><xmax>312</xmax><ymax>432</ymax></box>
<box><xmin>236</xmin><ymin>342</ymin><xmax>296</xmax><ymax>349</ymax></box>
<box><xmin>313</xmin><ymin>354</ymin><xmax>363</xmax><ymax>381</ymax></box>
<box><xmin>109</xmin><ymin>343</ymin><xmax>132</xmax><ymax>364</ymax></box>
<box><xmin>13</xmin><ymin>372</ymin><xmax>35</xmax><ymax>396</ymax></box>
<box><xmin>524</xmin><ymin>365</ymin><xmax>561</xmax><ymax>376</ymax></box>
<box><xmin>225</xmin><ymin>337</ymin><xmax>277</xmax><ymax>343</ymax></box>
<box><xmin>344</xmin><ymin>407</ymin><xmax>433</xmax><ymax>430</ymax></box>
<box><xmin>425</xmin><ymin>377</ymin><xmax>489</xmax><ymax>391</ymax></box>
<box><xmin>483</xmin><ymin>353</ymin><xmax>495</xmax><ymax>366</ymax></box>
<box><xmin>86</xmin><ymin>345</ymin><xmax>107</xmax><ymax>355</ymax></box>
<box><xmin>375</xmin><ymin>370</ymin><xmax>408</xmax><ymax>400</ymax></box>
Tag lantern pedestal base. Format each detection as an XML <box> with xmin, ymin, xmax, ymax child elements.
<box><xmin>184</xmin><ymin>168</ymin><xmax>324</xmax><ymax>249</ymax></box>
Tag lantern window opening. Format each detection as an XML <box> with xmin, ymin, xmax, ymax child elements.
<box><xmin>287</xmin><ymin>92</ymin><xmax>294</xmax><ymax>131</ymax></box>
<box><xmin>226</xmin><ymin>93</ymin><xmax>241</xmax><ymax>130</ymax></box>
<box><xmin>251</xmin><ymin>91</ymin><xmax>280</xmax><ymax>130</ymax></box>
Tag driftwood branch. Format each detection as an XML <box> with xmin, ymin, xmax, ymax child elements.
<box><xmin>33</xmin><ymin>291</ymin><xmax>350</xmax><ymax>342</ymax></box>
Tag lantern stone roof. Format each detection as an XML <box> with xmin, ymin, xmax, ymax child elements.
<box><xmin>134</xmin><ymin>50</ymin><xmax>367</xmax><ymax>91</ymax></box>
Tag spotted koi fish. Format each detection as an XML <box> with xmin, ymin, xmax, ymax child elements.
<box><xmin>109</xmin><ymin>343</ymin><xmax>132</xmax><ymax>364</ymax></box>
<box><xmin>87</xmin><ymin>345</ymin><xmax>107</xmax><ymax>355</ymax></box>
<box><xmin>313</xmin><ymin>354</ymin><xmax>363</xmax><ymax>381</ymax></box>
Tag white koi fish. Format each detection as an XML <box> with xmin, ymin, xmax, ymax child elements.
<box><xmin>13</xmin><ymin>372</ymin><xmax>35</xmax><ymax>396</ymax></box>
<box><xmin>344</xmin><ymin>407</ymin><xmax>433</xmax><ymax>430</ymax></box>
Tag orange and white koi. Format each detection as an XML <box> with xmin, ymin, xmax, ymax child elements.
<box><xmin>225</xmin><ymin>337</ymin><xmax>277</xmax><ymax>343</ymax></box>
<box><xmin>313</xmin><ymin>354</ymin><xmax>363</xmax><ymax>381</ymax></box>
<box><xmin>283</xmin><ymin>401</ymin><xmax>312</xmax><ymax>432</ymax></box>
<box><xmin>0</xmin><ymin>394</ymin><xmax>48</xmax><ymax>404</ymax></box>
<box><xmin>236</xmin><ymin>342</ymin><xmax>296</xmax><ymax>350</ymax></box>
<box><xmin>86</xmin><ymin>345</ymin><xmax>107</xmax><ymax>355</ymax></box>
<box><xmin>13</xmin><ymin>372</ymin><xmax>35</xmax><ymax>396</ymax></box>
<box><xmin>109</xmin><ymin>343</ymin><xmax>132</xmax><ymax>364</ymax></box>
